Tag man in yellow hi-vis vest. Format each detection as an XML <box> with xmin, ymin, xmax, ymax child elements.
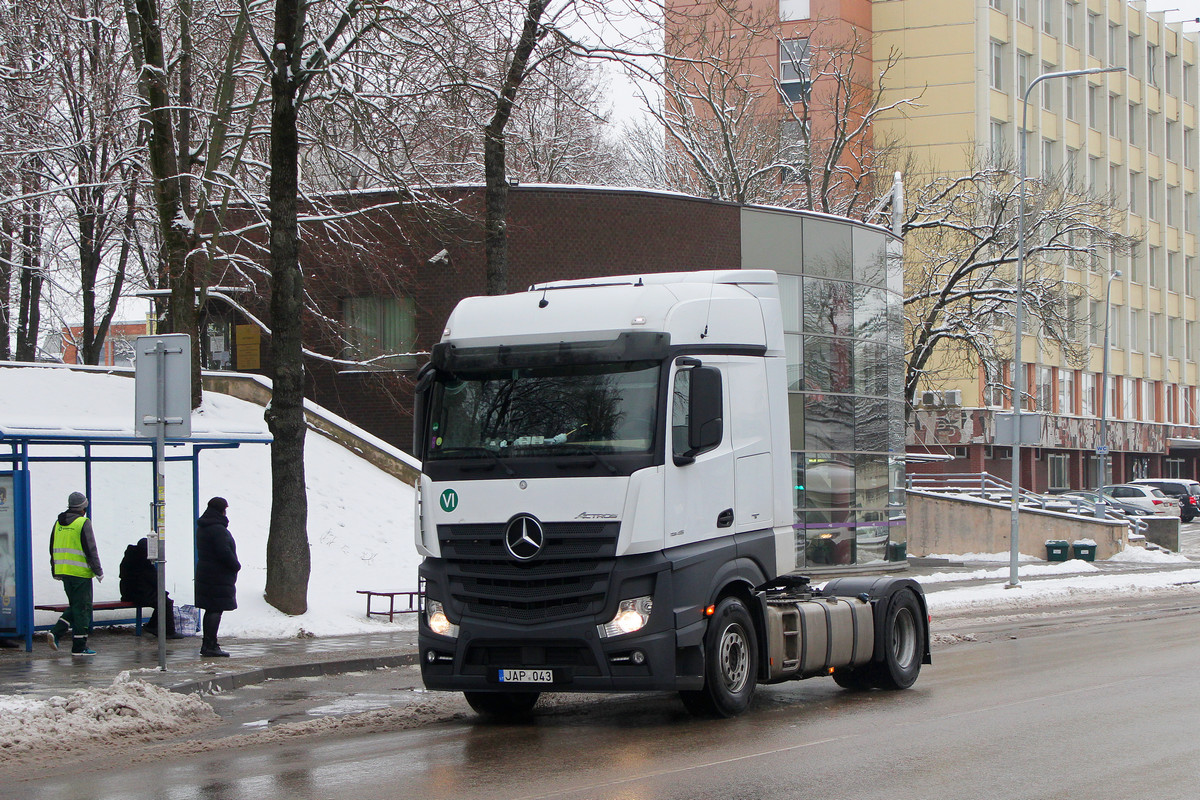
<box><xmin>48</xmin><ymin>492</ymin><xmax>104</xmax><ymax>655</ymax></box>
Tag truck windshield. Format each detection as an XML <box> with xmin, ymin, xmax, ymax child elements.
<box><xmin>426</xmin><ymin>360</ymin><xmax>660</xmax><ymax>461</ymax></box>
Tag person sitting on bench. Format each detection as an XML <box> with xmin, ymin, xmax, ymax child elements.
<box><xmin>119</xmin><ymin>537</ymin><xmax>183</xmax><ymax>639</ymax></box>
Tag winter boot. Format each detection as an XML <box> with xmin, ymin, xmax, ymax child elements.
<box><xmin>47</xmin><ymin>621</ymin><xmax>67</xmax><ymax>651</ymax></box>
<box><xmin>200</xmin><ymin>639</ymin><xmax>229</xmax><ymax>658</ymax></box>
<box><xmin>71</xmin><ymin>635</ymin><xmax>94</xmax><ymax>655</ymax></box>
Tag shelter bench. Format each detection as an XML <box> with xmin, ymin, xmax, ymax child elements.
<box><xmin>357</xmin><ymin>589</ymin><xmax>423</xmax><ymax>622</ymax></box>
<box><xmin>35</xmin><ymin>601</ymin><xmax>146</xmax><ymax>635</ymax></box>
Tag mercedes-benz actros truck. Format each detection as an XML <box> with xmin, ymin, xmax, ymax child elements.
<box><xmin>413</xmin><ymin>270</ymin><xmax>929</xmax><ymax>718</ymax></box>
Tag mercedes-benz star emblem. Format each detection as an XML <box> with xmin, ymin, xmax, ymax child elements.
<box><xmin>504</xmin><ymin>515</ymin><xmax>545</xmax><ymax>561</ymax></box>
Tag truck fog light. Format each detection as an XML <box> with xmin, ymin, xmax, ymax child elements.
<box><xmin>631</xmin><ymin>650</ymin><xmax>646</xmax><ymax>665</ymax></box>
<box><xmin>426</xmin><ymin>599</ymin><xmax>459</xmax><ymax>638</ymax></box>
<box><xmin>598</xmin><ymin>596</ymin><xmax>653</xmax><ymax>638</ymax></box>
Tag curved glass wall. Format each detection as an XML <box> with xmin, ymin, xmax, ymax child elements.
<box><xmin>756</xmin><ymin>213</ymin><xmax>906</xmax><ymax>567</ymax></box>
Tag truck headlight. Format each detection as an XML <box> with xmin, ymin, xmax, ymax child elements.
<box><xmin>598</xmin><ymin>596</ymin><xmax>653</xmax><ymax>638</ymax></box>
<box><xmin>426</xmin><ymin>599</ymin><xmax>459</xmax><ymax>638</ymax></box>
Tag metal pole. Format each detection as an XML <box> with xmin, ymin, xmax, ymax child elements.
<box><xmin>1098</xmin><ymin>270</ymin><xmax>1120</xmax><ymax>493</ymax></box>
<box><xmin>154</xmin><ymin>342</ymin><xmax>167</xmax><ymax>671</ymax></box>
<box><xmin>1009</xmin><ymin>65</ymin><xmax>1124</xmax><ymax>589</ymax></box>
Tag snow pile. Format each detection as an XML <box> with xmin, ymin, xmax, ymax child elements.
<box><xmin>915</xmin><ymin>559</ymin><xmax>1100</xmax><ymax>584</ymax></box>
<box><xmin>1108</xmin><ymin>545</ymin><xmax>1193</xmax><ymax>564</ymax></box>
<box><xmin>925</xmin><ymin>551</ymin><xmax>1039</xmax><ymax>563</ymax></box>
<box><xmin>0</xmin><ymin>672</ymin><xmax>219</xmax><ymax>758</ymax></box>
<box><xmin>924</xmin><ymin>567</ymin><xmax>1200</xmax><ymax>614</ymax></box>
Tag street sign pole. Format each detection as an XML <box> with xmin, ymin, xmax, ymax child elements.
<box><xmin>135</xmin><ymin>335</ymin><xmax>191</xmax><ymax>671</ymax></box>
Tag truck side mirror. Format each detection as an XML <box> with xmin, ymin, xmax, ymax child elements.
<box><xmin>689</xmin><ymin>366</ymin><xmax>723</xmax><ymax>453</ymax></box>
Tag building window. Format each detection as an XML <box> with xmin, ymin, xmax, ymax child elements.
<box><xmin>341</xmin><ymin>295</ymin><xmax>417</xmax><ymax>369</ymax></box>
<box><xmin>1089</xmin><ymin>155</ymin><xmax>1101</xmax><ymax>191</ymax></box>
<box><xmin>779</xmin><ymin>0</ymin><xmax>810</xmax><ymax>22</ymax></box>
<box><xmin>1088</xmin><ymin>84</ymin><xmax>1100</xmax><ymax>129</ymax></box>
<box><xmin>1149</xmin><ymin>244</ymin><xmax>1161</xmax><ymax>286</ymax></box>
<box><xmin>780</xmin><ymin>39</ymin><xmax>811</xmax><ymax>102</ymax></box>
<box><xmin>1167</xmin><ymin>119</ymin><xmax>1178</xmax><ymax>160</ymax></box>
<box><xmin>1018</xmin><ymin>53</ymin><xmax>1031</xmax><ymax>96</ymax></box>
<box><xmin>1188</xmin><ymin>256</ymin><xmax>1197</xmax><ymax>297</ymax></box>
<box><xmin>1048</xmin><ymin>454</ymin><xmax>1069</xmax><ymax>490</ymax></box>
<box><xmin>1042</xmin><ymin>138</ymin><xmax>1054</xmax><ymax>179</ymax></box>
<box><xmin>990</xmin><ymin>120</ymin><xmax>1007</xmax><ymax>161</ymax></box>
<box><xmin>1129</xmin><ymin>102</ymin><xmax>1140</xmax><ymax>147</ymax></box>
<box><xmin>1017</xmin><ymin>0</ymin><xmax>1027</xmax><ymax>23</ymax></box>
<box><xmin>1122</xmin><ymin>377</ymin><xmax>1135</xmax><ymax>419</ymax></box>
<box><xmin>1148</xmin><ymin>111</ymin><xmax>1159</xmax><ymax>154</ymax></box>
<box><xmin>1148</xmin><ymin>178</ymin><xmax>1159</xmax><ymax>220</ymax></box>
<box><xmin>991</xmin><ymin>0</ymin><xmax>1004</xmax><ymax>10</ymax></box>
<box><xmin>1169</xmin><ymin>250</ymin><xmax>1181</xmax><ymax>293</ymax></box>
<box><xmin>1108</xmin><ymin>94</ymin><xmax>1120</xmax><ymax>135</ymax></box>
<box><xmin>1167</xmin><ymin>53</ymin><xmax>1177</xmax><ymax>96</ymax></box>
<box><xmin>1037</xmin><ymin>365</ymin><xmax>1053</xmax><ymax>412</ymax></box>
<box><xmin>1058</xmin><ymin>368</ymin><xmax>1075</xmax><ymax>415</ymax></box>
<box><xmin>1082</xmin><ymin>373</ymin><xmax>1095</xmax><ymax>417</ymax></box>
<box><xmin>1171</xmin><ymin>318</ymin><xmax>1183</xmax><ymax>360</ymax></box>
<box><xmin>1042</xmin><ymin>63</ymin><xmax>1056</xmax><ymax>110</ymax></box>
<box><xmin>1128</xmin><ymin>34</ymin><xmax>1140</xmax><ymax>78</ymax></box>
<box><xmin>1090</xmin><ymin>299</ymin><xmax>1102</xmax><ymax>346</ymax></box>
<box><xmin>1188</xmin><ymin>192</ymin><xmax>1198</xmax><ymax>232</ymax></box>
<box><xmin>1186</xmin><ymin>63</ymin><xmax>1196</xmax><ymax>104</ymax></box>
<box><xmin>1148</xmin><ymin>45</ymin><xmax>1159</xmax><ymax>87</ymax></box>
<box><xmin>1168</xmin><ymin>185</ymin><xmax>1180</xmax><ymax>228</ymax></box>
<box><xmin>1065</xmin><ymin>2</ymin><xmax>1076</xmax><ymax>46</ymax></box>
<box><xmin>1109</xmin><ymin>25</ymin><xmax>1119</xmax><ymax>67</ymax></box>
<box><xmin>1129</xmin><ymin>171</ymin><xmax>1141</xmax><ymax>215</ymax></box>
<box><xmin>1065</xmin><ymin>77</ymin><xmax>1077</xmax><ymax>120</ymax></box>
<box><xmin>1088</xmin><ymin>12</ymin><xmax>1099</xmax><ymax>57</ymax></box>
<box><xmin>1189</xmin><ymin>320</ymin><xmax>1196</xmax><ymax>361</ymax></box>
<box><xmin>1042</xmin><ymin>0</ymin><xmax>1054</xmax><ymax>34</ymax></box>
<box><xmin>990</xmin><ymin>41</ymin><xmax>1004</xmax><ymax>91</ymax></box>
<box><xmin>1130</xmin><ymin>308</ymin><xmax>1142</xmax><ymax>351</ymax></box>
<box><xmin>1150</xmin><ymin>312</ymin><xmax>1162</xmax><ymax>355</ymax></box>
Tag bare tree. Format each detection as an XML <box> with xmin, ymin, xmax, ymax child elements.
<box><xmin>901</xmin><ymin>154</ymin><xmax>1136</xmax><ymax>414</ymax></box>
<box><xmin>626</xmin><ymin>3</ymin><xmax>919</xmax><ymax>217</ymax></box>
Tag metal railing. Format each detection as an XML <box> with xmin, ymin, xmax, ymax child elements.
<box><xmin>906</xmin><ymin>471</ymin><xmax>1148</xmax><ymax>534</ymax></box>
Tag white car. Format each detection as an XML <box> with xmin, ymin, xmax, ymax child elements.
<box><xmin>1103</xmin><ymin>484</ymin><xmax>1180</xmax><ymax>517</ymax></box>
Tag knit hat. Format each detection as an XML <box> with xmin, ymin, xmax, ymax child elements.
<box><xmin>206</xmin><ymin>496</ymin><xmax>229</xmax><ymax>514</ymax></box>
<box><xmin>67</xmin><ymin>492</ymin><xmax>88</xmax><ymax>510</ymax></box>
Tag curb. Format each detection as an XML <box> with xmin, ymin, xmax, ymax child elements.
<box><xmin>169</xmin><ymin>652</ymin><xmax>421</xmax><ymax>696</ymax></box>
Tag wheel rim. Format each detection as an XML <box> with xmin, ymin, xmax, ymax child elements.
<box><xmin>891</xmin><ymin>607</ymin><xmax>918</xmax><ymax>670</ymax></box>
<box><xmin>718</xmin><ymin>622</ymin><xmax>750</xmax><ymax>693</ymax></box>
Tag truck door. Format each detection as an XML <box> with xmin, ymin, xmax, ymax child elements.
<box><xmin>664</xmin><ymin>360</ymin><xmax>735</xmax><ymax>548</ymax></box>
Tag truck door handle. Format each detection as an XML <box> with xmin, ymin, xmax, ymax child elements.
<box><xmin>717</xmin><ymin>508</ymin><xmax>734</xmax><ymax>528</ymax></box>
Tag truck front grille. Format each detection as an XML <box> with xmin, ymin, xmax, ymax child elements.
<box><xmin>437</xmin><ymin>521</ymin><xmax>618</xmax><ymax>623</ymax></box>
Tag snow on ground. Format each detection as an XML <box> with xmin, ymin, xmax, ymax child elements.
<box><xmin>913</xmin><ymin>559</ymin><xmax>1101</xmax><ymax>584</ymax></box>
<box><xmin>0</xmin><ymin>673</ymin><xmax>218</xmax><ymax>760</ymax></box>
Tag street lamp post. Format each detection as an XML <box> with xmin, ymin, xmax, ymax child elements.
<box><xmin>1096</xmin><ymin>269</ymin><xmax>1122</xmax><ymax>505</ymax></box>
<box><xmin>1009</xmin><ymin>65</ymin><xmax>1125</xmax><ymax>589</ymax></box>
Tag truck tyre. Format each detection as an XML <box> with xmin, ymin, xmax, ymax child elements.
<box><xmin>680</xmin><ymin>596</ymin><xmax>758</xmax><ymax>718</ymax></box>
<box><xmin>831</xmin><ymin>667</ymin><xmax>873</xmax><ymax>691</ymax></box>
<box><xmin>463</xmin><ymin>691</ymin><xmax>540</xmax><ymax>718</ymax></box>
<box><xmin>865</xmin><ymin>589</ymin><xmax>924</xmax><ymax>690</ymax></box>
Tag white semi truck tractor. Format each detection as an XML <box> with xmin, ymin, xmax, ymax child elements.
<box><xmin>413</xmin><ymin>270</ymin><xmax>929</xmax><ymax>718</ymax></box>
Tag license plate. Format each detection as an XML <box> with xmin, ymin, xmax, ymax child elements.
<box><xmin>499</xmin><ymin>668</ymin><xmax>554</xmax><ymax>683</ymax></box>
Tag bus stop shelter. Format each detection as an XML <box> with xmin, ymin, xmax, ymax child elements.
<box><xmin>0</xmin><ymin>366</ymin><xmax>272</xmax><ymax>651</ymax></box>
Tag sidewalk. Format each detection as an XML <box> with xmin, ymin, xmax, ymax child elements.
<box><xmin>0</xmin><ymin>625</ymin><xmax>421</xmax><ymax>702</ymax></box>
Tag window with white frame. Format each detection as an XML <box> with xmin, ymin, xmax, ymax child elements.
<box><xmin>1109</xmin><ymin>94</ymin><xmax>1120</xmax><ymax>134</ymax></box>
<box><xmin>779</xmin><ymin>0</ymin><xmax>810</xmax><ymax>22</ymax></box>
<box><xmin>1089</xmin><ymin>155</ymin><xmax>1101</xmax><ymax>191</ymax></box>
<box><xmin>1042</xmin><ymin>138</ymin><xmax>1054</xmax><ymax>178</ymax></box>
<box><xmin>1187</xmin><ymin>193</ymin><xmax>1197</xmax><ymax>232</ymax></box>
<box><xmin>984</xmin><ymin>361</ymin><xmax>1006</xmax><ymax>407</ymax></box>
<box><xmin>1189</xmin><ymin>256</ymin><xmax>1197</xmax><ymax>296</ymax></box>
<box><xmin>1017</xmin><ymin>0</ymin><xmax>1027</xmax><ymax>22</ymax></box>
<box><xmin>1037</xmin><ymin>366</ymin><xmax>1053</xmax><ymax>412</ymax></box>
<box><xmin>1088</xmin><ymin>84</ymin><xmax>1100</xmax><ymax>129</ymax></box>
<box><xmin>1148</xmin><ymin>111</ymin><xmax>1159</xmax><ymax>153</ymax></box>
<box><xmin>1188</xmin><ymin>320</ymin><xmax>1196</xmax><ymax>361</ymax></box>
<box><xmin>1109</xmin><ymin>25</ymin><xmax>1119</xmax><ymax>67</ymax></box>
<box><xmin>1088</xmin><ymin>12</ymin><xmax>1099</xmax><ymax>57</ymax></box>
<box><xmin>1149</xmin><ymin>245</ymin><xmax>1161</xmax><ymax>286</ymax></box>
<box><xmin>1148</xmin><ymin>178</ymin><xmax>1159</xmax><ymax>220</ymax></box>
<box><xmin>1067</xmin><ymin>147</ymin><xmax>1079</xmax><ymax>187</ymax></box>
<box><xmin>1169</xmin><ymin>250</ymin><xmax>1181</xmax><ymax>292</ymax></box>
<box><xmin>779</xmin><ymin>39</ymin><xmax>811</xmax><ymax>102</ymax></box>
<box><xmin>1129</xmin><ymin>171</ymin><xmax>1141</xmax><ymax>215</ymax></box>
<box><xmin>1048</xmin><ymin>454</ymin><xmax>1069</xmax><ymax>490</ymax></box>
<box><xmin>1082</xmin><ymin>373</ymin><xmax>1095</xmax><ymax>417</ymax></box>
<box><xmin>1042</xmin><ymin>63</ymin><xmax>1056</xmax><ymax>109</ymax></box>
<box><xmin>1143</xmin><ymin>379</ymin><xmax>1155</xmax><ymax>421</ymax></box>
<box><xmin>1171</xmin><ymin>317</ymin><xmax>1183</xmax><ymax>360</ymax></box>
<box><xmin>1186</xmin><ymin>128</ymin><xmax>1196</xmax><ymax>168</ymax></box>
<box><xmin>1058</xmin><ymin>368</ymin><xmax>1075</xmax><ymax>415</ymax></box>
<box><xmin>1065</xmin><ymin>2</ymin><xmax>1077</xmax><ymax>46</ymax></box>
<box><xmin>1150</xmin><ymin>312</ymin><xmax>1162</xmax><ymax>355</ymax></box>
<box><xmin>1129</xmin><ymin>34</ymin><xmax>1140</xmax><ymax>78</ymax></box>
<box><xmin>1167</xmin><ymin>119</ymin><xmax>1178</xmax><ymax>160</ymax></box>
<box><xmin>990</xmin><ymin>120</ymin><xmax>1007</xmax><ymax>161</ymax></box>
<box><xmin>1129</xmin><ymin>102</ymin><xmax>1140</xmax><ymax>147</ymax></box>
<box><xmin>1042</xmin><ymin>0</ymin><xmax>1054</xmax><ymax>34</ymax></box>
<box><xmin>1018</xmin><ymin>52</ymin><xmax>1031</xmax><ymax>96</ymax></box>
<box><xmin>1090</xmin><ymin>299</ymin><xmax>1103</xmax><ymax>346</ymax></box>
<box><xmin>1123</xmin><ymin>377</ymin><xmax>1135</xmax><ymax>419</ymax></box>
<box><xmin>1167</xmin><ymin>53</ymin><xmax>1177</xmax><ymax>95</ymax></box>
<box><xmin>1130</xmin><ymin>308</ymin><xmax>1143</xmax><ymax>351</ymax></box>
<box><xmin>1065</xmin><ymin>78</ymin><xmax>1077</xmax><ymax>120</ymax></box>
<box><xmin>1186</xmin><ymin>63</ymin><xmax>1196</xmax><ymax>104</ymax></box>
<box><xmin>1148</xmin><ymin>44</ymin><xmax>1159</xmax><ymax>87</ymax></box>
<box><xmin>1168</xmin><ymin>186</ymin><xmax>1180</xmax><ymax>228</ymax></box>
<box><xmin>991</xmin><ymin>41</ymin><xmax>1005</xmax><ymax>91</ymax></box>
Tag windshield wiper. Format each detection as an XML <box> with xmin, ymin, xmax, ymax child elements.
<box><xmin>436</xmin><ymin>446</ymin><xmax>515</xmax><ymax>476</ymax></box>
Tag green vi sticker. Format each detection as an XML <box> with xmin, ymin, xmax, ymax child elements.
<box><xmin>439</xmin><ymin>489</ymin><xmax>459</xmax><ymax>512</ymax></box>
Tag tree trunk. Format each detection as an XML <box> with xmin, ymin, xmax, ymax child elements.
<box><xmin>263</xmin><ymin>0</ymin><xmax>310</xmax><ymax>615</ymax></box>
<box><xmin>482</xmin><ymin>0</ymin><xmax>549</xmax><ymax>297</ymax></box>
<box><xmin>14</xmin><ymin>179</ymin><xmax>43</xmax><ymax>362</ymax></box>
<box><xmin>0</xmin><ymin>215</ymin><xmax>11</xmax><ymax>360</ymax></box>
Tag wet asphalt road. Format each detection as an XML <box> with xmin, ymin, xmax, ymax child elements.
<box><xmin>17</xmin><ymin>595</ymin><xmax>1200</xmax><ymax>800</ymax></box>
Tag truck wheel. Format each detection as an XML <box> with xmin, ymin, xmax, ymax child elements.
<box><xmin>679</xmin><ymin>596</ymin><xmax>758</xmax><ymax>718</ymax></box>
<box><xmin>866</xmin><ymin>589</ymin><xmax>924</xmax><ymax>690</ymax></box>
<box><xmin>463</xmin><ymin>691</ymin><xmax>540</xmax><ymax>718</ymax></box>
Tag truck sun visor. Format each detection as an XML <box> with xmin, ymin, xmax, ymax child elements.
<box><xmin>431</xmin><ymin>331</ymin><xmax>671</xmax><ymax>371</ymax></box>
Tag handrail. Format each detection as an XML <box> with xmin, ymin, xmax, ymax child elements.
<box><xmin>906</xmin><ymin>471</ymin><xmax>1148</xmax><ymax>534</ymax></box>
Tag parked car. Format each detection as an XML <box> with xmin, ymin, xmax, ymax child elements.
<box><xmin>1102</xmin><ymin>484</ymin><xmax>1181</xmax><ymax>517</ymax></box>
<box><xmin>1057</xmin><ymin>490</ymin><xmax>1154</xmax><ymax>518</ymax></box>
<box><xmin>1128</xmin><ymin>478</ymin><xmax>1200</xmax><ymax>522</ymax></box>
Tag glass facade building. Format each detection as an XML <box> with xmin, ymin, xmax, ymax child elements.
<box><xmin>741</xmin><ymin>208</ymin><xmax>906</xmax><ymax>567</ymax></box>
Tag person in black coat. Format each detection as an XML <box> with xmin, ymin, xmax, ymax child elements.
<box><xmin>195</xmin><ymin>497</ymin><xmax>240</xmax><ymax>658</ymax></box>
<box><xmin>118</xmin><ymin>538</ymin><xmax>182</xmax><ymax>638</ymax></box>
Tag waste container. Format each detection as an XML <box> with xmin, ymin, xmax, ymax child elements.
<box><xmin>1071</xmin><ymin>541</ymin><xmax>1097</xmax><ymax>562</ymax></box>
<box><xmin>886</xmin><ymin>541</ymin><xmax>907</xmax><ymax>562</ymax></box>
<box><xmin>1045</xmin><ymin>540</ymin><xmax>1070</xmax><ymax>562</ymax></box>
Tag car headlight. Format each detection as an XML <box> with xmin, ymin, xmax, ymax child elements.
<box><xmin>598</xmin><ymin>596</ymin><xmax>653</xmax><ymax>638</ymax></box>
<box><xmin>425</xmin><ymin>599</ymin><xmax>459</xmax><ymax>638</ymax></box>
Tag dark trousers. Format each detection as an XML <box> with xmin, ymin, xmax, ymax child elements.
<box><xmin>202</xmin><ymin>609</ymin><xmax>223</xmax><ymax>645</ymax></box>
<box><xmin>146</xmin><ymin>595</ymin><xmax>176</xmax><ymax>636</ymax></box>
<box><xmin>54</xmin><ymin>575</ymin><xmax>93</xmax><ymax>652</ymax></box>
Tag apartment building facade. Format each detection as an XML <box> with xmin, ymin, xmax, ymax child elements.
<box><xmin>868</xmin><ymin>0</ymin><xmax>1200</xmax><ymax>490</ymax></box>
